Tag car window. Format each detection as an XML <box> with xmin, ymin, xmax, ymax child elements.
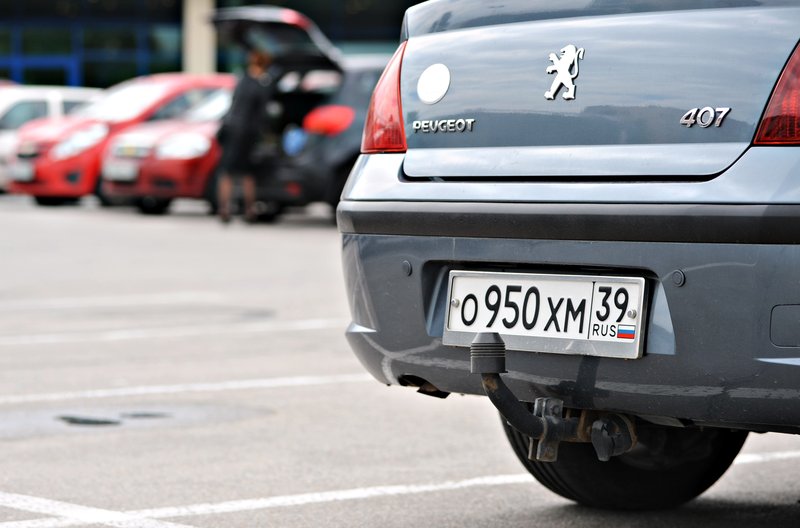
<box><xmin>62</xmin><ymin>99</ymin><xmax>89</xmax><ymax>114</ymax></box>
<box><xmin>76</xmin><ymin>82</ymin><xmax>170</xmax><ymax>122</ymax></box>
<box><xmin>300</xmin><ymin>70</ymin><xmax>342</xmax><ymax>94</ymax></box>
<box><xmin>246</xmin><ymin>25</ymin><xmax>322</xmax><ymax>58</ymax></box>
<box><xmin>184</xmin><ymin>89</ymin><xmax>232</xmax><ymax>122</ymax></box>
<box><xmin>149</xmin><ymin>89</ymin><xmax>217</xmax><ymax>121</ymax></box>
<box><xmin>0</xmin><ymin>100</ymin><xmax>48</xmax><ymax>130</ymax></box>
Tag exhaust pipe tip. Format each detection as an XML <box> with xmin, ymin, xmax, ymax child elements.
<box><xmin>470</xmin><ymin>332</ymin><xmax>507</xmax><ymax>374</ymax></box>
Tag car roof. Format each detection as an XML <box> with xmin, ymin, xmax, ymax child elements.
<box><xmin>131</xmin><ymin>73</ymin><xmax>236</xmax><ymax>87</ymax></box>
<box><xmin>110</xmin><ymin>74</ymin><xmax>236</xmax><ymax>96</ymax></box>
<box><xmin>0</xmin><ymin>86</ymin><xmax>102</xmax><ymax>98</ymax></box>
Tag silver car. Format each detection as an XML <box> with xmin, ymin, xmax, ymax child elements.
<box><xmin>0</xmin><ymin>86</ymin><xmax>100</xmax><ymax>192</ymax></box>
<box><xmin>338</xmin><ymin>0</ymin><xmax>800</xmax><ymax>510</ymax></box>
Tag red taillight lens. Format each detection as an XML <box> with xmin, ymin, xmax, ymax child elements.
<box><xmin>280</xmin><ymin>9</ymin><xmax>311</xmax><ymax>30</ymax></box>
<box><xmin>303</xmin><ymin>105</ymin><xmax>355</xmax><ymax>136</ymax></box>
<box><xmin>755</xmin><ymin>44</ymin><xmax>800</xmax><ymax>145</ymax></box>
<box><xmin>361</xmin><ymin>41</ymin><xmax>407</xmax><ymax>153</ymax></box>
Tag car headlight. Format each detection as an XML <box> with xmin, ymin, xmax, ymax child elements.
<box><xmin>50</xmin><ymin>123</ymin><xmax>109</xmax><ymax>160</ymax></box>
<box><xmin>154</xmin><ymin>133</ymin><xmax>211</xmax><ymax>160</ymax></box>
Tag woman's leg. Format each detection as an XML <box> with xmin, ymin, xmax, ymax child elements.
<box><xmin>217</xmin><ymin>172</ymin><xmax>233</xmax><ymax>222</ymax></box>
<box><xmin>242</xmin><ymin>174</ymin><xmax>256</xmax><ymax>222</ymax></box>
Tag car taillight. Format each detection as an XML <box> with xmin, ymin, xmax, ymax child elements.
<box><xmin>755</xmin><ymin>43</ymin><xmax>800</xmax><ymax>145</ymax></box>
<box><xmin>303</xmin><ymin>105</ymin><xmax>355</xmax><ymax>136</ymax></box>
<box><xmin>280</xmin><ymin>9</ymin><xmax>311</xmax><ymax>30</ymax></box>
<box><xmin>361</xmin><ymin>41</ymin><xmax>407</xmax><ymax>153</ymax></box>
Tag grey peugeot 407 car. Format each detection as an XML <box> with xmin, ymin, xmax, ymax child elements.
<box><xmin>338</xmin><ymin>0</ymin><xmax>800</xmax><ymax>510</ymax></box>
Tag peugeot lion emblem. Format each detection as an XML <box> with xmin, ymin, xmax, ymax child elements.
<box><xmin>544</xmin><ymin>44</ymin><xmax>585</xmax><ymax>100</ymax></box>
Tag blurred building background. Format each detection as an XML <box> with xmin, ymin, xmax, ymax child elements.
<box><xmin>0</xmin><ymin>0</ymin><xmax>422</xmax><ymax>88</ymax></box>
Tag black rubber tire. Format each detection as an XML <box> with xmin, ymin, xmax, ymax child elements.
<box><xmin>136</xmin><ymin>197</ymin><xmax>172</xmax><ymax>215</ymax></box>
<box><xmin>34</xmin><ymin>196</ymin><xmax>77</xmax><ymax>206</ymax></box>
<box><xmin>502</xmin><ymin>417</ymin><xmax>747</xmax><ymax>510</ymax></box>
<box><xmin>253</xmin><ymin>200</ymin><xmax>283</xmax><ymax>223</ymax></box>
<box><xmin>94</xmin><ymin>177</ymin><xmax>114</xmax><ymax>207</ymax></box>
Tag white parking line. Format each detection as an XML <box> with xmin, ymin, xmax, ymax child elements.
<box><xmin>0</xmin><ymin>373</ymin><xmax>372</xmax><ymax>405</ymax></box>
<box><xmin>0</xmin><ymin>475</ymin><xmax>533</xmax><ymax>528</ymax></box>
<box><xmin>733</xmin><ymin>450</ymin><xmax>800</xmax><ymax>465</ymax></box>
<box><xmin>131</xmin><ymin>474</ymin><xmax>533</xmax><ymax>519</ymax></box>
<box><xmin>0</xmin><ymin>318</ymin><xmax>348</xmax><ymax>346</ymax></box>
<box><xmin>1</xmin><ymin>450</ymin><xmax>799</xmax><ymax>528</ymax></box>
<box><xmin>0</xmin><ymin>492</ymin><xmax>196</xmax><ymax>528</ymax></box>
<box><xmin>0</xmin><ymin>292</ymin><xmax>226</xmax><ymax>311</ymax></box>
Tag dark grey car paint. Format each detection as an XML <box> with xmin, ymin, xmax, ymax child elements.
<box><xmin>338</xmin><ymin>2</ymin><xmax>800</xmax><ymax>432</ymax></box>
<box><xmin>342</xmin><ymin>232</ymin><xmax>800</xmax><ymax>431</ymax></box>
<box><xmin>401</xmin><ymin>6</ymin><xmax>799</xmax><ymax>176</ymax></box>
<box><xmin>401</xmin><ymin>0</ymin><xmax>800</xmax><ymax>37</ymax></box>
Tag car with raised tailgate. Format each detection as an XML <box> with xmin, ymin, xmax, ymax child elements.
<box><xmin>338</xmin><ymin>0</ymin><xmax>800</xmax><ymax>510</ymax></box>
<box><xmin>273</xmin><ymin>55</ymin><xmax>387</xmax><ymax>214</ymax></box>
<box><xmin>212</xmin><ymin>7</ymin><xmax>386</xmax><ymax>221</ymax></box>
<box><xmin>7</xmin><ymin>73</ymin><xmax>233</xmax><ymax>206</ymax></box>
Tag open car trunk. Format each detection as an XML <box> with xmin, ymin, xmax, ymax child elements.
<box><xmin>212</xmin><ymin>5</ymin><xmax>343</xmax><ymax>143</ymax></box>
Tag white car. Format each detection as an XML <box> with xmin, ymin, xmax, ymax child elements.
<box><xmin>0</xmin><ymin>86</ymin><xmax>101</xmax><ymax>192</ymax></box>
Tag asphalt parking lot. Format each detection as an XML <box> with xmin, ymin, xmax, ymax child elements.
<box><xmin>1</xmin><ymin>194</ymin><xmax>799</xmax><ymax>527</ymax></box>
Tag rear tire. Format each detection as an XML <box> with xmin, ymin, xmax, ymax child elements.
<box><xmin>34</xmin><ymin>197</ymin><xmax>77</xmax><ymax>206</ymax></box>
<box><xmin>136</xmin><ymin>197</ymin><xmax>172</xmax><ymax>215</ymax></box>
<box><xmin>253</xmin><ymin>200</ymin><xmax>283</xmax><ymax>223</ymax></box>
<box><xmin>94</xmin><ymin>178</ymin><xmax>114</xmax><ymax>207</ymax></box>
<box><xmin>502</xmin><ymin>417</ymin><xmax>747</xmax><ymax>510</ymax></box>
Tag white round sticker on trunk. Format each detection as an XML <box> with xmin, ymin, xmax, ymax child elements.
<box><xmin>417</xmin><ymin>64</ymin><xmax>450</xmax><ymax>105</ymax></box>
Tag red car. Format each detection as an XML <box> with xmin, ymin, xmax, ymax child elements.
<box><xmin>101</xmin><ymin>88</ymin><xmax>232</xmax><ymax>215</ymax></box>
<box><xmin>7</xmin><ymin>73</ymin><xmax>234</xmax><ymax>206</ymax></box>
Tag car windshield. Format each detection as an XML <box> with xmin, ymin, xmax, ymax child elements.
<box><xmin>184</xmin><ymin>89</ymin><xmax>232</xmax><ymax>122</ymax></box>
<box><xmin>75</xmin><ymin>82</ymin><xmax>171</xmax><ymax>122</ymax></box>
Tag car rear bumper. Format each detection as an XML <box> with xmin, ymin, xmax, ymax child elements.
<box><xmin>255</xmin><ymin>155</ymin><xmax>335</xmax><ymax>206</ymax></box>
<box><xmin>338</xmin><ymin>147</ymin><xmax>800</xmax><ymax>433</ymax></box>
<box><xmin>341</xmin><ymin>227</ymin><xmax>800</xmax><ymax>432</ymax></box>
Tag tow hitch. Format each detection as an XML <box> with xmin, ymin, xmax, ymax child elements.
<box><xmin>470</xmin><ymin>332</ymin><xmax>636</xmax><ymax>462</ymax></box>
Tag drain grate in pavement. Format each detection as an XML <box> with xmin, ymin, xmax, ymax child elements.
<box><xmin>120</xmin><ymin>411</ymin><xmax>170</xmax><ymax>420</ymax></box>
<box><xmin>58</xmin><ymin>415</ymin><xmax>121</xmax><ymax>426</ymax></box>
<box><xmin>57</xmin><ymin>411</ymin><xmax>170</xmax><ymax>427</ymax></box>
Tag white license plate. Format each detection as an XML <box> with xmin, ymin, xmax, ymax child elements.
<box><xmin>102</xmin><ymin>160</ymin><xmax>139</xmax><ymax>182</ymax></box>
<box><xmin>9</xmin><ymin>161</ymin><xmax>34</xmax><ymax>182</ymax></box>
<box><xmin>444</xmin><ymin>271</ymin><xmax>646</xmax><ymax>359</ymax></box>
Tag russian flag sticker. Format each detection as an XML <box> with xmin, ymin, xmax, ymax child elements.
<box><xmin>617</xmin><ymin>325</ymin><xmax>636</xmax><ymax>340</ymax></box>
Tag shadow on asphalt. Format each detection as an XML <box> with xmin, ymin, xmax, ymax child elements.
<box><xmin>523</xmin><ymin>500</ymin><xmax>800</xmax><ymax>527</ymax></box>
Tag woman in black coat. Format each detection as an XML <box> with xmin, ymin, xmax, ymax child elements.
<box><xmin>217</xmin><ymin>50</ymin><xmax>273</xmax><ymax>223</ymax></box>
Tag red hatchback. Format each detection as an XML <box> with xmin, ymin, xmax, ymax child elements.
<box><xmin>101</xmin><ymin>88</ymin><xmax>232</xmax><ymax>215</ymax></box>
<box><xmin>7</xmin><ymin>73</ymin><xmax>234</xmax><ymax>206</ymax></box>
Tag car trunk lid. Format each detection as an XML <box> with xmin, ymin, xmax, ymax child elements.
<box><xmin>212</xmin><ymin>6</ymin><xmax>343</xmax><ymax>73</ymax></box>
<box><xmin>399</xmin><ymin>5</ymin><xmax>800</xmax><ymax>179</ymax></box>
